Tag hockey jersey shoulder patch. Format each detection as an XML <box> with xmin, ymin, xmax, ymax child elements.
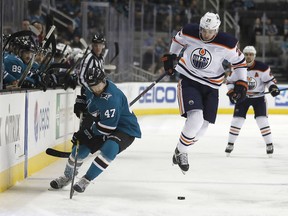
<box><xmin>212</xmin><ymin>32</ymin><xmax>238</xmax><ymax>49</ymax></box>
<box><xmin>249</xmin><ymin>60</ymin><xmax>269</xmax><ymax>72</ymax></box>
<box><xmin>182</xmin><ymin>24</ymin><xmax>200</xmax><ymax>39</ymax></box>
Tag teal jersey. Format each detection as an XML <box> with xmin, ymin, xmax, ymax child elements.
<box><xmin>4</xmin><ymin>53</ymin><xmax>27</xmax><ymax>80</ymax></box>
<box><xmin>3</xmin><ymin>70</ymin><xmax>16</xmax><ymax>84</ymax></box>
<box><xmin>85</xmin><ymin>80</ymin><xmax>141</xmax><ymax>138</ymax></box>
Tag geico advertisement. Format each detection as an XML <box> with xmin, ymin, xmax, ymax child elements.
<box><xmin>118</xmin><ymin>83</ymin><xmax>288</xmax><ymax>109</ymax></box>
<box><xmin>0</xmin><ymin>93</ymin><xmax>25</xmax><ymax>171</ymax></box>
<box><xmin>126</xmin><ymin>82</ymin><xmax>178</xmax><ymax>108</ymax></box>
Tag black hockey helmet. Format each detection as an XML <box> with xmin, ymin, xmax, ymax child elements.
<box><xmin>18</xmin><ymin>37</ymin><xmax>35</xmax><ymax>52</ymax></box>
<box><xmin>86</xmin><ymin>66</ymin><xmax>106</xmax><ymax>86</ymax></box>
<box><xmin>92</xmin><ymin>33</ymin><xmax>106</xmax><ymax>44</ymax></box>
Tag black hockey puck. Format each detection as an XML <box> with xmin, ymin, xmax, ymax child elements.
<box><xmin>177</xmin><ymin>196</ymin><xmax>185</xmax><ymax>200</ymax></box>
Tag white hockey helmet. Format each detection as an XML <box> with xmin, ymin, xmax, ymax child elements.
<box><xmin>56</xmin><ymin>43</ymin><xmax>72</xmax><ymax>56</ymax></box>
<box><xmin>243</xmin><ymin>46</ymin><xmax>257</xmax><ymax>55</ymax></box>
<box><xmin>243</xmin><ymin>46</ymin><xmax>256</xmax><ymax>66</ymax></box>
<box><xmin>200</xmin><ymin>12</ymin><xmax>221</xmax><ymax>32</ymax></box>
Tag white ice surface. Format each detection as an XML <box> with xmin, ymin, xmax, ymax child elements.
<box><xmin>0</xmin><ymin>114</ymin><xmax>288</xmax><ymax>216</ymax></box>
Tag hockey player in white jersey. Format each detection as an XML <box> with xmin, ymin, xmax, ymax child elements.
<box><xmin>162</xmin><ymin>12</ymin><xmax>248</xmax><ymax>173</ymax></box>
<box><xmin>225</xmin><ymin>46</ymin><xmax>280</xmax><ymax>157</ymax></box>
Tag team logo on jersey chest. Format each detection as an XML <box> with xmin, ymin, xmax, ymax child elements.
<box><xmin>101</xmin><ymin>92</ymin><xmax>112</xmax><ymax>100</ymax></box>
<box><xmin>190</xmin><ymin>48</ymin><xmax>212</xmax><ymax>69</ymax></box>
<box><xmin>248</xmin><ymin>77</ymin><xmax>256</xmax><ymax>90</ymax></box>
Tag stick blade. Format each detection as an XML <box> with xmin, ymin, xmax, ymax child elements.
<box><xmin>46</xmin><ymin>148</ymin><xmax>71</xmax><ymax>158</ymax></box>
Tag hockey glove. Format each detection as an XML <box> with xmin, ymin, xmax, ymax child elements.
<box><xmin>72</xmin><ymin>116</ymin><xmax>95</xmax><ymax>145</ymax></box>
<box><xmin>72</xmin><ymin>128</ymin><xmax>94</xmax><ymax>146</ymax></box>
<box><xmin>269</xmin><ymin>84</ymin><xmax>280</xmax><ymax>97</ymax></box>
<box><xmin>21</xmin><ymin>79</ymin><xmax>36</xmax><ymax>89</ymax></box>
<box><xmin>74</xmin><ymin>95</ymin><xmax>87</xmax><ymax>118</ymax></box>
<box><xmin>63</xmin><ymin>73</ymin><xmax>78</xmax><ymax>90</ymax></box>
<box><xmin>227</xmin><ymin>80</ymin><xmax>248</xmax><ymax>104</ymax></box>
<box><xmin>161</xmin><ymin>53</ymin><xmax>177</xmax><ymax>76</ymax></box>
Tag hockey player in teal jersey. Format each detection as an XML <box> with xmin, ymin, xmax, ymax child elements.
<box><xmin>3</xmin><ymin>38</ymin><xmax>37</xmax><ymax>87</ymax></box>
<box><xmin>50</xmin><ymin>66</ymin><xmax>141</xmax><ymax>193</ymax></box>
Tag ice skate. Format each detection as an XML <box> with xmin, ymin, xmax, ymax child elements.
<box><xmin>266</xmin><ymin>143</ymin><xmax>273</xmax><ymax>158</ymax></box>
<box><xmin>73</xmin><ymin>176</ymin><xmax>90</xmax><ymax>193</ymax></box>
<box><xmin>50</xmin><ymin>175</ymin><xmax>71</xmax><ymax>189</ymax></box>
<box><xmin>172</xmin><ymin>148</ymin><xmax>189</xmax><ymax>174</ymax></box>
<box><xmin>225</xmin><ymin>143</ymin><xmax>234</xmax><ymax>157</ymax></box>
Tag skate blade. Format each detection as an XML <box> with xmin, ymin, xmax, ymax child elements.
<box><xmin>226</xmin><ymin>153</ymin><xmax>231</xmax><ymax>157</ymax></box>
<box><xmin>267</xmin><ymin>154</ymin><xmax>273</xmax><ymax>158</ymax></box>
<box><xmin>181</xmin><ymin>170</ymin><xmax>187</xmax><ymax>175</ymax></box>
<box><xmin>48</xmin><ymin>187</ymin><xmax>61</xmax><ymax>191</ymax></box>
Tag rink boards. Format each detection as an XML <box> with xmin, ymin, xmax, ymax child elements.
<box><xmin>0</xmin><ymin>83</ymin><xmax>287</xmax><ymax>192</ymax></box>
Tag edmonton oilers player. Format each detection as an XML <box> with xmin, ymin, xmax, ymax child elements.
<box><xmin>162</xmin><ymin>12</ymin><xmax>248</xmax><ymax>173</ymax></box>
<box><xmin>50</xmin><ymin>67</ymin><xmax>141</xmax><ymax>193</ymax></box>
<box><xmin>225</xmin><ymin>46</ymin><xmax>280</xmax><ymax>157</ymax></box>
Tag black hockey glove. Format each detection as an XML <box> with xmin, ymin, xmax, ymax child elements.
<box><xmin>63</xmin><ymin>73</ymin><xmax>78</xmax><ymax>90</ymax></box>
<box><xmin>21</xmin><ymin>79</ymin><xmax>36</xmax><ymax>89</ymax></box>
<box><xmin>47</xmin><ymin>73</ymin><xmax>58</xmax><ymax>89</ymax></box>
<box><xmin>71</xmin><ymin>128</ymin><xmax>94</xmax><ymax>146</ymax></box>
<box><xmin>72</xmin><ymin>116</ymin><xmax>95</xmax><ymax>145</ymax></box>
<box><xmin>33</xmin><ymin>73</ymin><xmax>48</xmax><ymax>92</ymax></box>
<box><xmin>74</xmin><ymin>95</ymin><xmax>87</xmax><ymax>118</ymax></box>
<box><xmin>269</xmin><ymin>84</ymin><xmax>280</xmax><ymax>97</ymax></box>
<box><xmin>227</xmin><ymin>80</ymin><xmax>248</xmax><ymax>104</ymax></box>
<box><xmin>161</xmin><ymin>53</ymin><xmax>177</xmax><ymax>76</ymax></box>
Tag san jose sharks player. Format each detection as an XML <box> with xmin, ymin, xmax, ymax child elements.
<box><xmin>3</xmin><ymin>37</ymin><xmax>38</xmax><ymax>88</ymax></box>
<box><xmin>162</xmin><ymin>12</ymin><xmax>248</xmax><ymax>174</ymax></box>
<box><xmin>225</xmin><ymin>46</ymin><xmax>280</xmax><ymax>157</ymax></box>
<box><xmin>50</xmin><ymin>67</ymin><xmax>141</xmax><ymax>193</ymax></box>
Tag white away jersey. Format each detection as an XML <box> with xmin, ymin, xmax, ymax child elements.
<box><xmin>245</xmin><ymin>60</ymin><xmax>276</xmax><ymax>98</ymax></box>
<box><xmin>170</xmin><ymin>24</ymin><xmax>247</xmax><ymax>89</ymax></box>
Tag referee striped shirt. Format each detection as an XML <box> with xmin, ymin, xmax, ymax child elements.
<box><xmin>78</xmin><ymin>50</ymin><xmax>104</xmax><ymax>89</ymax></box>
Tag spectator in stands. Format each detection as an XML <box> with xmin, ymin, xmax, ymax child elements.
<box><xmin>253</xmin><ymin>17</ymin><xmax>262</xmax><ymax>35</ymax></box>
<box><xmin>280</xmin><ymin>34</ymin><xmax>288</xmax><ymax>70</ymax></box>
<box><xmin>251</xmin><ymin>17</ymin><xmax>262</xmax><ymax>46</ymax></box>
<box><xmin>230</xmin><ymin>0</ymin><xmax>244</xmax><ymax>14</ymax></box>
<box><xmin>70</xmin><ymin>35</ymin><xmax>83</xmax><ymax>49</ymax></box>
<box><xmin>283</xmin><ymin>18</ymin><xmax>288</xmax><ymax>37</ymax></box>
<box><xmin>21</xmin><ymin>19</ymin><xmax>31</xmax><ymax>31</ymax></box>
<box><xmin>265</xmin><ymin>18</ymin><xmax>278</xmax><ymax>36</ymax></box>
<box><xmin>31</xmin><ymin>20</ymin><xmax>45</xmax><ymax>45</ymax></box>
<box><xmin>188</xmin><ymin>0</ymin><xmax>200</xmax><ymax>17</ymax></box>
<box><xmin>61</xmin><ymin>24</ymin><xmax>78</xmax><ymax>44</ymax></box>
<box><xmin>28</xmin><ymin>0</ymin><xmax>45</xmax><ymax>24</ymax></box>
<box><xmin>243</xmin><ymin>0</ymin><xmax>255</xmax><ymax>10</ymax></box>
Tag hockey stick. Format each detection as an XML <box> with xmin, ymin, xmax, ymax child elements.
<box><xmin>80</xmin><ymin>38</ymin><xmax>88</xmax><ymax>49</ymax></box>
<box><xmin>46</xmin><ymin>71</ymin><xmax>169</xmax><ymax>158</ymax></box>
<box><xmin>129</xmin><ymin>71</ymin><xmax>168</xmax><ymax>106</ymax></box>
<box><xmin>103</xmin><ymin>64</ymin><xmax>116</xmax><ymax>71</ymax></box>
<box><xmin>109</xmin><ymin>42</ymin><xmax>119</xmax><ymax>64</ymax></box>
<box><xmin>45</xmin><ymin>148</ymin><xmax>70</xmax><ymax>158</ymax></box>
<box><xmin>70</xmin><ymin>112</ymin><xmax>83</xmax><ymax>199</ymax></box>
<box><xmin>264</xmin><ymin>87</ymin><xmax>288</xmax><ymax>94</ymax></box>
<box><xmin>251</xmin><ymin>88</ymin><xmax>288</xmax><ymax>96</ymax></box>
<box><xmin>17</xmin><ymin>53</ymin><xmax>36</xmax><ymax>87</ymax></box>
<box><xmin>102</xmin><ymin>42</ymin><xmax>119</xmax><ymax>71</ymax></box>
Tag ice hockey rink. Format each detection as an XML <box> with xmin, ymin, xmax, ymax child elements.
<box><xmin>0</xmin><ymin>114</ymin><xmax>287</xmax><ymax>216</ymax></box>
